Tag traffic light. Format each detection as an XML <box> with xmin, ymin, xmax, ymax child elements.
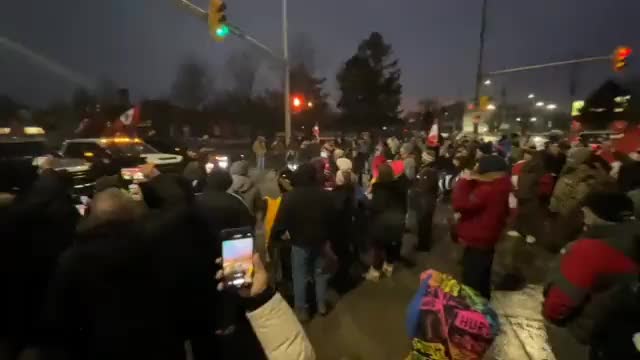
<box><xmin>292</xmin><ymin>96</ymin><xmax>303</xmax><ymax>109</ymax></box>
<box><xmin>613</xmin><ymin>46</ymin><xmax>632</xmax><ymax>72</ymax></box>
<box><xmin>208</xmin><ymin>0</ymin><xmax>229</xmax><ymax>42</ymax></box>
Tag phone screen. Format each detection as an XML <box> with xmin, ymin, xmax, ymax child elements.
<box><xmin>222</xmin><ymin>234</ymin><xmax>254</xmax><ymax>288</ymax></box>
<box><xmin>121</xmin><ymin>167</ymin><xmax>144</xmax><ymax>181</ymax></box>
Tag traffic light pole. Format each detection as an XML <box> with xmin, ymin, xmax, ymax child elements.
<box><xmin>175</xmin><ymin>0</ymin><xmax>291</xmax><ymax>144</ymax></box>
<box><xmin>487</xmin><ymin>55</ymin><xmax>612</xmax><ymax>76</ymax></box>
<box><xmin>473</xmin><ymin>0</ymin><xmax>488</xmax><ymax>135</ymax></box>
<box><xmin>282</xmin><ymin>0</ymin><xmax>291</xmax><ymax>146</ymax></box>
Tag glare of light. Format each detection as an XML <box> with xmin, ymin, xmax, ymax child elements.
<box><xmin>484</xmin><ymin>79</ymin><xmax>492</xmax><ymax>85</ymax></box>
<box><xmin>546</xmin><ymin>104</ymin><xmax>557</xmax><ymax>110</ymax></box>
<box><xmin>528</xmin><ymin>94</ymin><xmax>535</xmax><ymax>99</ymax></box>
<box><xmin>382</xmin><ymin>126</ymin><xmax>388</xmax><ymax>130</ymax></box>
<box><xmin>307</xmin><ymin>101</ymin><xmax>314</xmax><ymax>108</ymax></box>
<box><xmin>487</xmin><ymin>103</ymin><xmax>497</xmax><ymax>111</ymax></box>
<box><xmin>215</xmin><ymin>25</ymin><xmax>230</xmax><ymax>38</ymax></box>
<box><xmin>535</xmin><ymin>102</ymin><xmax>545</xmax><ymax>107</ymax></box>
<box><xmin>516</xmin><ymin>118</ymin><xmax>521</xmax><ymax>122</ymax></box>
<box><xmin>292</xmin><ymin>97</ymin><xmax>302</xmax><ymax>107</ymax></box>
<box><xmin>530</xmin><ymin>117</ymin><xmax>537</xmax><ymax>122</ymax></box>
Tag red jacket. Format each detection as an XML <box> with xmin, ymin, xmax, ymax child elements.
<box><xmin>452</xmin><ymin>174</ymin><xmax>511</xmax><ymax>248</ymax></box>
<box><xmin>543</xmin><ymin>223</ymin><xmax>639</xmax><ymax>343</ymax></box>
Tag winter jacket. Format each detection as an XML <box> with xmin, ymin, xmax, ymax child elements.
<box><xmin>589</xmin><ymin>279</ymin><xmax>640</xmax><ymax>360</ymax></box>
<box><xmin>618</xmin><ymin>160</ymin><xmax>640</xmax><ymax>193</ymax></box>
<box><xmin>549</xmin><ymin>165</ymin><xmax>615</xmax><ymax>216</ymax></box>
<box><xmin>272</xmin><ymin>185</ymin><xmax>336</xmax><ymax>250</ymax></box>
<box><xmin>41</xmin><ymin>175</ymin><xmax>213</xmax><ymax>360</ymax></box>
<box><xmin>253</xmin><ymin>140</ymin><xmax>267</xmax><ymax>156</ymax></box>
<box><xmin>452</xmin><ymin>173</ymin><xmax>511</xmax><ymax>249</ymax></box>
<box><xmin>370</xmin><ymin>179</ymin><xmax>408</xmax><ymax>244</ymax></box>
<box><xmin>246</xmin><ymin>292</ymin><xmax>316</xmax><ymax>360</ymax></box>
<box><xmin>230</xmin><ymin>175</ymin><xmax>260</xmax><ymax>215</ymax></box>
<box><xmin>0</xmin><ymin>169</ymin><xmax>78</xmax><ymax>344</ymax></box>
<box><xmin>543</xmin><ymin>222</ymin><xmax>640</xmax><ymax>344</ymax></box>
<box><xmin>409</xmin><ymin>166</ymin><xmax>439</xmax><ymax>216</ymax></box>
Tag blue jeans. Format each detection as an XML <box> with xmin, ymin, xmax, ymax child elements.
<box><xmin>291</xmin><ymin>245</ymin><xmax>329</xmax><ymax>312</ymax></box>
<box><xmin>256</xmin><ymin>155</ymin><xmax>265</xmax><ymax>170</ymax></box>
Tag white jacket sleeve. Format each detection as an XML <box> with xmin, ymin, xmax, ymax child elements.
<box><xmin>246</xmin><ymin>293</ymin><xmax>316</xmax><ymax>360</ymax></box>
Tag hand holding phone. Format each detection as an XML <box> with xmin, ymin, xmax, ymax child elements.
<box><xmin>216</xmin><ymin>253</ymin><xmax>268</xmax><ymax>298</ymax></box>
<box><xmin>220</xmin><ymin>228</ymin><xmax>255</xmax><ymax>288</ymax></box>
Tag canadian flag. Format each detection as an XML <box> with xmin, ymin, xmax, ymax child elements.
<box><xmin>119</xmin><ymin>106</ymin><xmax>141</xmax><ymax>126</ymax></box>
<box><xmin>427</xmin><ymin>120</ymin><xmax>439</xmax><ymax>147</ymax></box>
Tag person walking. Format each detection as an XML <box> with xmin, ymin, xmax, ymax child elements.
<box><xmin>364</xmin><ymin>163</ymin><xmax>407</xmax><ymax>281</ymax></box>
<box><xmin>253</xmin><ymin>136</ymin><xmax>267</xmax><ymax>171</ymax></box>
<box><xmin>452</xmin><ymin>155</ymin><xmax>511</xmax><ymax>299</ymax></box>
<box><xmin>271</xmin><ymin>164</ymin><xmax>336</xmax><ymax>321</ymax></box>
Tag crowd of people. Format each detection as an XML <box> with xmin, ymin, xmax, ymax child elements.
<box><xmin>1</xmin><ymin>129</ymin><xmax>639</xmax><ymax>359</ymax></box>
<box><xmin>0</xmin><ymin>158</ymin><xmax>314</xmax><ymax>360</ymax></box>
<box><xmin>253</xmin><ymin>131</ymin><xmax>640</xmax><ymax>359</ymax></box>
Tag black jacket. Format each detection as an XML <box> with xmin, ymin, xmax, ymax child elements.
<box><xmin>272</xmin><ymin>185</ymin><xmax>336</xmax><ymax>250</ymax></box>
<box><xmin>370</xmin><ymin>179</ymin><xmax>407</xmax><ymax>242</ymax></box>
<box><xmin>0</xmin><ymin>169</ymin><xmax>78</xmax><ymax>343</ymax></box>
<box><xmin>41</xmin><ymin>175</ymin><xmax>212</xmax><ymax>360</ymax></box>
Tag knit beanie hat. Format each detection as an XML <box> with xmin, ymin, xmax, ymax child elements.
<box><xmin>477</xmin><ymin>155</ymin><xmax>507</xmax><ymax>174</ymax></box>
<box><xmin>229</xmin><ymin>160</ymin><xmax>250</xmax><ymax>176</ymax></box>
<box><xmin>336</xmin><ymin>157</ymin><xmax>353</xmax><ymax>171</ymax></box>
<box><xmin>582</xmin><ymin>191</ymin><xmax>634</xmax><ymax>223</ymax></box>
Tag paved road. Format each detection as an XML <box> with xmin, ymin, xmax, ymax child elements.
<box><xmin>252</xmin><ymin>169</ymin><xmax>589</xmax><ymax>360</ymax></box>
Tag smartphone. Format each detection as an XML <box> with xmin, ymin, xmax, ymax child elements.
<box><xmin>220</xmin><ymin>227</ymin><xmax>254</xmax><ymax>288</ymax></box>
<box><xmin>121</xmin><ymin>167</ymin><xmax>144</xmax><ymax>182</ymax></box>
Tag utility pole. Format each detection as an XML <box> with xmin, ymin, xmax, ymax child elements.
<box><xmin>282</xmin><ymin>0</ymin><xmax>291</xmax><ymax>145</ymax></box>
<box><xmin>174</xmin><ymin>0</ymin><xmax>291</xmax><ymax>142</ymax></box>
<box><xmin>473</xmin><ymin>0</ymin><xmax>488</xmax><ymax>135</ymax></box>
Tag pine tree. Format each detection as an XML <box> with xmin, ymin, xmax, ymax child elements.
<box><xmin>337</xmin><ymin>32</ymin><xmax>402</xmax><ymax>131</ymax></box>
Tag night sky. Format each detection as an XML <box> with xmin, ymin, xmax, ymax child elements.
<box><xmin>1</xmin><ymin>0</ymin><xmax>639</xmax><ymax>111</ymax></box>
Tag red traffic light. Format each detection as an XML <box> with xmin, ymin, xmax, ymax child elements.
<box><xmin>613</xmin><ymin>46</ymin><xmax>632</xmax><ymax>72</ymax></box>
<box><xmin>292</xmin><ymin>96</ymin><xmax>302</xmax><ymax>108</ymax></box>
<box><xmin>618</xmin><ymin>47</ymin><xmax>632</xmax><ymax>58</ymax></box>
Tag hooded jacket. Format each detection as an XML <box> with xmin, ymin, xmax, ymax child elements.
<box><xmin>452</xmin><ymin>172</ymin><xmax>511</xmax><ymax>248</ymax></box>
<box><xmin>544</xmin><ymin>222</ymin><xmax>640</xmax><ymax>344</ymax></box>
<box><xmin>229</xmin><ymin>160</ymin><xmax>260</xmax><ymax>215</ymax></box>
<box><xmin>271</xmin><ymin>164</ymin><xmax>336</xmax><ymax>249</ymax></box>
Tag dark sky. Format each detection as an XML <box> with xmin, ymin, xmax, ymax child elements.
<box><xmin>1</xmin><ymin>0</ymin><xmax>639</xmax><ymax>111</ymax></box>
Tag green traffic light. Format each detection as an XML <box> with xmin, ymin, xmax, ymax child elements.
<box><xmin>216</xmin><ymin>25</ymin><xmax>230</xmax><ymax>38</ymax></box>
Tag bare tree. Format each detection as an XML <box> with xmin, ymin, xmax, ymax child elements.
<box><xmin>290</xmin><ymin>32</ymin><xmax>316</xmax><ymax>72</ymax></box>
<box><xmin>171</xmin><ymin>59</ymin><xmax>213</xmax><ymax>109</ymax></box>
<box><xmin>225</xmin><ymin>47</ymin><xmax>262</xmax><ymax>97</ymax></box>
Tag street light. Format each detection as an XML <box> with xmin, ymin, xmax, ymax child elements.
<box><xmin>546</xmin><ymin>104</ymin><xmax>557</xmax><ymax>110</ymax></box>
<box><xmin>516</xmin><ymin>117</ymin><xmax>521</xmax><ymax>122</ymax></box>
<box><xmin>487</xmin><ymin>103</ymin><xmax>496</xmax><ymax>110</ymax></box>
<box><xmin>484</xmin><ymin>79</ymin><xmax>492</xmax><ymax>86</ymax></box>
<box><xmin>535</xmin><ymin>101</ymin><xmax>545</xmax><ymax>107</ymax></box>
<box><xmin>307</xmin><ymin>101</ymin><xmax>313</xmax><ymax>108</ymax></box>
<box><xmin>528</xmin><ymin>94</ymin><xmax>535</xmax><ymax>99</ymax></box>
<box><xmin>530</xmin><ymin>117</ymin><xmax>537</xmax><ymax>122</ymax></box>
